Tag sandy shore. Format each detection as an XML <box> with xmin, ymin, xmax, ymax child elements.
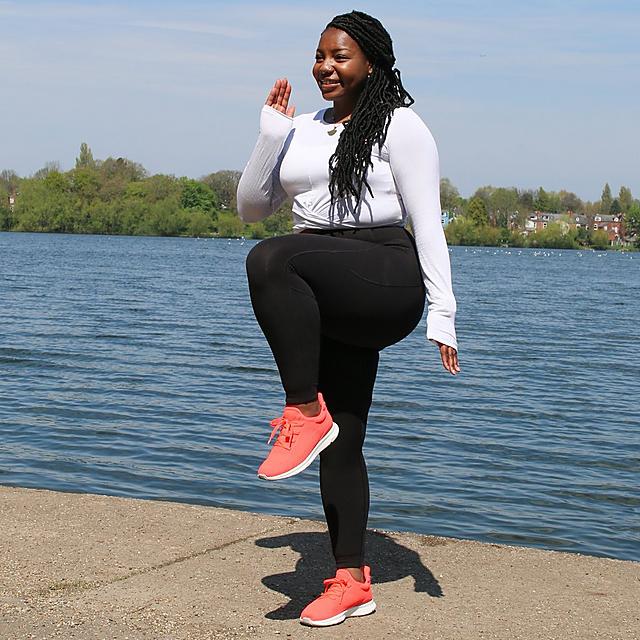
<box><xmin>0</xmin><ymin>485</ymin><xmax>637</xmax><ymax>639</ymax></box>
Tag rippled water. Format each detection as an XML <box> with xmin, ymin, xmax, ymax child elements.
<box><xmin>1</xmin><ymin>232</ymin><xmax>638</xmax><ymax>561</ymax></box>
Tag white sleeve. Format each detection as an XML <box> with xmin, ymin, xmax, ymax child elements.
<box><xmin>387</xmin><ymin>108</ymin><xmax>458</xmax><ymax>351</ymax></box>
<box><xmin>236</xmin><ymin>105</ymin><xmax>293</xmax><ymax>223</ymax></box>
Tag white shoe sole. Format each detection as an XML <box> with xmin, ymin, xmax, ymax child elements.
<box><xmin>257</xmin><ymin>422</ymin><xmax>340</xmax><ymax>481</ymax></box>
<box><xmin>299</xmin><ymin>599</ymin><xmax>376</xmax><ymax>627</ymax></box>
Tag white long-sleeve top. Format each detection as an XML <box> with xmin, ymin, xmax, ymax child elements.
<box><xmin>237</xmin><ymin>105</ymin><xmax>458</xmax><ymax>350</ymax></box>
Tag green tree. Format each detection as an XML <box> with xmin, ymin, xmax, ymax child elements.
<box><xmin>179</xmin><ymin>178</ymin><xmax>218</xmax><ymax>215</ymax></box>
<box><xmin>126</xmin><ymin>174</ymin><xmax>180</xmax><ymax>203</ymax></box>
<box><xmin>0</xmin><ymin>204</ymin><xmax>13</xmax><ymax>230</ymax></box>
<box><xmin>490</xmin><ymin>187</ymin><xmax>519</xmax><ymax>227</ymax></box>
<box><xmin>444</xmin><ymin>216</ymin><xmax>502</xmax><ymax>246</ymax></box>
<box><xmin>625</xmin><ymin>202</ymin><xmax>640</xmax><ymax>247</ymax></box>
<box><xmin>534</xmin><ymin>187</ymin><xmax>550</xmax><ymax>211</ymax></box>
<box><xmin>86</xmin><ymin>200</ymin><xmax>123</xmax><ymax>235</ymax></box>
<box><xmin>440</xmin><ymin>177</ymin><xmax>460</xmax><ymax>213</ymax></box>
<box><xmin>97</xmin><ymin>157</ymin><xmax>147</xmax><ymax>202</ymax></box>
<box><xmin>582</xmin><ymin>200</ymin><xmax>599</xmax><ymax>220</ymax></box>
<box><xmin>185</xmin><ymin>210</ymin><xmax>215</xmax><ymax>236</ymax></box>
<box><xmin>75</xmin><ymin>143</ymin><xmax>96</xmax><ymax>169</ymax></box>
<box><xmin>13</xmin><ymin>173</ymin><xmax>76</xmax><ymax>232</ymax></box>
<box><xmin>263</xmin><ymin>202</ymin><xmax>294</xmax><ymax>235</ymax></box>
<box><xmin>610</xmin><ymin>199</ymin><xmax>622</xmax><ymax>216</ymax></box>
<box><xmin>466</xmin><ymin>196</ymin><xmax>489</xmax><ymax>226</ymax></box>
<box><xmin>444</xmin><ymin>217</ymin><xmax>476</xmax><ymax>245</ymax></box>
<box><xmin>0</xmin><ymin>173</ymin><xmax>15</xmax><ymax>230</ymax></box>
<box><xmin>559</xmin><ymin>190</ymin><xmax>583</xmax><ymax>213</ymax></box>
<box><xmin>534</xmin><ymin>187</ymin><xmax>561</xmax><ymax>213</ymax></box>
<box><xmin>470</xmin><ymin>186</ymin><xmax>493</xmax><ymax>213</ymax></box>
<box><xmin>576</xmin><ymin>225</ymin><xmax>591</xmax><ymax>247</ymax></box>
<box><xmin>618</xmin><ymin>186</ymin><xmax>633</xmax><ymax>213</ymax></box>
<box><xmin>217</xmin><ymin>211</ymin><xmax>246</xmax><ymax>237</ymax></box>
<box><xmin>71</xmin><ymin>167</ymin><xmax>100</xmax><ymax>208</ymax></box>
<box><xmin>248</xmin><ymin>221</ymin><xmax>268</xmax><ymax>239</ymax></box>
<box><xmin>99</xmin><ymin>156</ymin><xmax>146</xmax><ymax>182</ymax></box>
<box><xmin>0</xmin><ymin>169</ymin><xmax>19</xmax><ymax>196</ymax></box>
<box><xmin>518</xmin><ymin>189</ymin><xmax>535</xmax><ymax>213</ymax></box>
<box><xmin>526</xmin><ymin>222</ymin><xmax>578</xmax><ymax>249</ymax></box>
<box><xmin>590</xmin><ymin>230</ymin><xmax>610</xmax><ymax>250</ymax></box>
<box><xmin>0</xmin><ymin>180</ymin><xmax>8</xmax><ymax>211</ymax></box>
<box><xmin>201</xmin><ymin>170</ymin><xmax>241</xmax><ymax>210</ymax></box>
<box><xmin>600</xmin><ymin>182</ymin><xmax>612</xmax><ymax>215</ymax></box>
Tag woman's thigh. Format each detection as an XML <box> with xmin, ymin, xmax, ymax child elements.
<box><xmin>251</xmin><ymin>232</ymin><xmax>425</xmax><ymax>349</ymax></box>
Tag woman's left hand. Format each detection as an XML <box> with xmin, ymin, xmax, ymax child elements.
<box><xmin>435</xmin><ymin>341</ymin><xmax>460</xmax><ymax>375</ymax></box>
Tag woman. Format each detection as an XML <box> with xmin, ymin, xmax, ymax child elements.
<box><xmin>237</xmin><ymin>10</ymin><xmax>460</xmax><ymax>627</ymax></box>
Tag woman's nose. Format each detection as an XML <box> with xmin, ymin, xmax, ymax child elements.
<box><xmin>319</xmin><ymin>59</ymin><xmax>334</xmax><ymax>74</ymax></box>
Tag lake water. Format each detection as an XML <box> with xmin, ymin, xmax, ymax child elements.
<box><xmin>1</xmin><ymin>232</ymin><xmax>638</xmax><ymax>562</ymax></box>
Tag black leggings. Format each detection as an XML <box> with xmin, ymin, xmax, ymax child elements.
<box><xmin>245</xmin><ymin>225</ymin><xmax>425</xmax><ymax>568</ymax></box>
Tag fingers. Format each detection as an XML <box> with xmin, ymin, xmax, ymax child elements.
<box><xmin>265</xmin><ymin>80</ymin><xmax>279</xmax><ymax>107</ymax></box>
<box><xmin>265</xmin><ymin>78</ymin><xmax>293</xmax><ymax>115</ymax></box>
<box><xmin>279</xmin><ymin>80</ymin><xmax>291</xmax><ymax>111</ymax></box>
<box><xmin>439</xmin><ymin>344</ymin><xmax>461</xmax><ymax>375</ymax></box>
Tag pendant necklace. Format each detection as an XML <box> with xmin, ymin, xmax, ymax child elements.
<box><xmin>327</xmin><ymin>111</ymin><xmax>350</xmax><ymax>136</ymax></box>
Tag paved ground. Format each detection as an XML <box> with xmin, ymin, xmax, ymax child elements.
<box><xmin>0</xmin><ymin>486</ymin><xmax>638</xmax><ymax>639</ymax></box>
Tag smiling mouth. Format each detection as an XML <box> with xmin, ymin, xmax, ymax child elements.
<box><xmin>319</xmin><ymin>80</ymin><xmax>341</xmax><ymax>87</ymax></box>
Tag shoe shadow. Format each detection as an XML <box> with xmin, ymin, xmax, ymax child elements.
<box><xmin>255</xmin><ymin>529</ymin><xmax>444</xmax><ymax>620</ymax></box>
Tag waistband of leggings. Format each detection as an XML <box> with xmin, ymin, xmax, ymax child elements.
<box><xmin>299</xmin><ymin>224</ymin><xmax>411</xmax><ymax>243</ymax></box>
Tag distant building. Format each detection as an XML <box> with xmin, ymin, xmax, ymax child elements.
<box><xmin>8</xmin><ymin>194</ymin><xmax>16</xmax><ymax>211</ymax></box>
<box><xmin>441</xmin><ymin>210</ymin><xmax>452</xmax><ymax>227</ymax></box>
<box><xmin>524</xmin><ymin>211</ymin><xmax>577</xmax><ymax>233</ymax></box>
<box><xmin>593</xmin><ymin>214</ymin><xmax>624</xmax><ymax>245</ymax></box>
<box><xmin>524</xmin><ymin>210</ymin><xmax>626</xmax><ymax>245</ymax></box>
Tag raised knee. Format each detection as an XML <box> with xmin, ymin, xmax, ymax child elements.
<box><xmin>246</xmin><ymin>236</ymin><xmax>293</xmax><ymax>286</ymax></box>
<box><xmin>246</xmin><ymin>238</ymin><xmax>274</xmax><ymax>285</ymax></box>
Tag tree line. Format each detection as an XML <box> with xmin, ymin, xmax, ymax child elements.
<box><xmin>1</xmin><ymin>144</ymin><xmax>638</xmax><ymax>248</ymax></box>
<box><xmin>441</xmin><ymin>180</ymin><xmax>640</xmax><ymax>250</ymax></box>
<box><xmin>0</xmin><ymin>144</ymin><xmax>291</xmax><ymax>239</ymax></box>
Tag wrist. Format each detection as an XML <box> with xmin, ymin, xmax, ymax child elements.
<box><xmin>259</xmin><ymin>107</ymin><xmax>293</xmax><ymax>142</ymax></box>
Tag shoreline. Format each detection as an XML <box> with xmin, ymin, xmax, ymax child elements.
<box><xmin>1</xmin><ymin>229</ymin><xmax>638</xmax><ymax>251</ymax></box>
<box><xmin>1</xmin><ymin>485</ymin><xmax>638</xmax><ymax>639</ymax></box>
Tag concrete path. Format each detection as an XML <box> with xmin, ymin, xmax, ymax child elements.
<box><xmin>0</xmin><ymin>486</ymin><xmax>637</xmax><ymax>639</ymax></box>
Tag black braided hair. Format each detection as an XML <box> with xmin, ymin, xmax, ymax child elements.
<box><xmin>324</xmin><ymin>10</ymin><xmax>414</xmax><ymax>204</ymax></box>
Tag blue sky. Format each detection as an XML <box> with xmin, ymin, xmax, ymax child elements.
<box><xmin>1</xmin><ymin>0</ymin><xmax>638</xmax><ymax>200</ymax></box>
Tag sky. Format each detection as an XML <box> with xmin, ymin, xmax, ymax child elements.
<box><xmin>1</xmin><ymin>0</ymin><xmax>638</xmax><ymax>201</ymax></box>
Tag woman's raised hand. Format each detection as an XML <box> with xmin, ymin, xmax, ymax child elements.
<box><xmin>265</xmin><ymin>78</ymin><xmax>296</xmax><ymax>118</ymax></box>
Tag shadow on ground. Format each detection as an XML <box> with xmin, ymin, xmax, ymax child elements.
<box><xmin>255</xmin><ymin>529</ymin><xmax>443</xmax><ymax>620</ymax></box>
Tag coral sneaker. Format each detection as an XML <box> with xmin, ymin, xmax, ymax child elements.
<box><xmin>299</xmin><ymin>565</ymin><xmax>376</xmax><ymax>627</ymax></box>
<box><xmin>257</xmin><ymin>392</ymin><xmax>339</xmax><ymax>481</ymax></box>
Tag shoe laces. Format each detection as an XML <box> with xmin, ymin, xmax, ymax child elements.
<box><xmin>320</xmin><ymin>576</ymin><xmax>349</xmax><ymax>601</ymax></box>
<box><xmin>267</xmin><ymin>417</ymin><xmax>296</xmax><ymax>449</ymax></box>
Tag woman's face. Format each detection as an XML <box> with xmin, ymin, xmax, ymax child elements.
<box><xmin>313</xmin><ymin>27</ymin><xmax>372</xmax><ymax>103</ymax></box>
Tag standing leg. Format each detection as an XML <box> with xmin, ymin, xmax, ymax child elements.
<box><xmin>318</xmin><ymin>335</ymin><xmax>379</xmax><ymax>571</ymax></box>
